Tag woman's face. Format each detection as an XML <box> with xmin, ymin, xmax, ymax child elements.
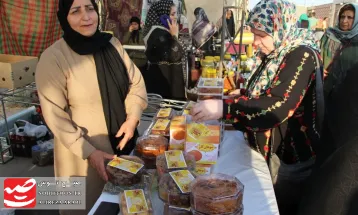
<box><xmin>251</xmin><ymin>28</ymin><xmax>274</xmax><ymax>55</ymax></box>
<box><xmin>226</xmin><ymin>10</ymin><xmax>232</xmax><ymax>19</ymax></box>
<box><xmin>170</xmin><ymin>6</ymin><xmax>177</xmax><ymax>22</ymax></box>
<box><xmin>339</xmin><ymin>10</ymin><xmax>355</xmax><ymax>31</ymax></box>
<box><xmin>131</xmin><ymin>22</ymin><xmax>139</xmax><ymax>31</ymax></box>
<box><xmin>67</xmin><ymin>0</ymin><xmax>98</xmax><ymax>37</ymax></box>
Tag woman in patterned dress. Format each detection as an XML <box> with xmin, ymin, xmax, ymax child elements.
<box><xmin>190</xmin><ymin>0</ymin><xmax>323</xmax><ymax>214</ymax></box>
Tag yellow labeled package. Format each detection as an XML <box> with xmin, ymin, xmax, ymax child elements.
<box><xmin>186</xmin><ymin>123</ymin><xmax>220</xmax><ymax>144</ymax></box>
<box><xmin>123</xmin><ymin>189</ymin><xmax>149</xmax><ymax>213</ymax></box>
<box><xmin>156</xmin><ymin>108</ymin><xmax>173</xmax><ymax>119</ymax></box>
<box><xmin>169</xmin><ymin>116</ymin><xmax>186</xmax><ymax>150</ymax></box>
<box><xmin>185</xmin><ymin>142</ymin><xmax>219</xmax><ymax>165</ymax></box>
<box><xmin>169</xmin><ymin>170</ymin><xmax>195</xmax><ymax>193</ymax></box>
<box><xmin>165</xmin><ymin>150</ymin><xmax>188</xmax><ymax>169</ymax></box>
<box><xmin>107</xmin><ymin>157</ymin><xmax>144</xmax><ymax>174</ymax></box>
<box><xmin>194</xmin><ymin>164</ymin><xmax>212</xmax><ymax>176</ymax></box>
<box><xmin>151</xmin><ymin>119</ymin><xmax>170</xmax><ymax>136</ymax></box>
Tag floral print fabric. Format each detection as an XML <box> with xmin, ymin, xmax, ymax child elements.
<box><xmin>245</xmin><ymin>0</ymin><xmax>319</xmax><ymax>98</ymax></box>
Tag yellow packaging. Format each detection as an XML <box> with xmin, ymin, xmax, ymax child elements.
<box><xmin>107</xmin><ymin>157</ymin><xmax>144</xmax><ymax>174</ymax></box>
<box><xmin>151</xmin><ymin>119</ymin><xmax>170</xmax><ymax>136</ymax></box>
<box><xmin>185</xmin><ymin>142</ymin><xmax>219</xmax><ymax>165</ymax></box>
<box><xmin>156</xmin><ymin>108</ymin><xmax>173</xmax><ymax>119</ymax></box>
<box><xmin>169</xmin><ymin>116</ymin><xmax>186</xmax><ymax>150</ymax></box>
<box><xmin>194</xmin><ymin>164</ymin><xmax>212</xmax><ymax>176</ymax></box>
<box><xmin>123</xmin><ymin>189</ymin><xmax>149</xmax><ymax>213</ymax></box>
<box><xmin>165</xmin><ymin>150</ymin><xmax>188</xmax><ymax>169</ymax></box>
<box><xmin>169</xmin><ymin>170</ymin><xmax>195</xmax><ymax>193</ymax></box>
<box><xmin>186</xmin><ymin>123</ymin><xmax>221</xmax><ymax>144</ymax></box>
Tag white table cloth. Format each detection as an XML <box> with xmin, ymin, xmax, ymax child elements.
<box><xmin>89</xmin><ymin>131</ymin><xmax>279</xmax><ymax>215</ymax></box>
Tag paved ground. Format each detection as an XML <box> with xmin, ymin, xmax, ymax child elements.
<box><xmin>0</xmin><ymin>157</ymin><xmax>58</xmax><ymax>215</ymax></box>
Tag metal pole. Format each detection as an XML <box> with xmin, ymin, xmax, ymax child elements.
<box><xmin>219</xmin><ymin>5</ymin><xmax>227</xmax><ymax>78</ymax></box>
<box><xmin>1</xmin><ymin>98</ymin><xmax>10</xmax><ymax>146</ymax></box>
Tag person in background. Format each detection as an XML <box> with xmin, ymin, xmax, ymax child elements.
<box><xmin>314</xmin><ymin>18</ymin><xmax>325</xmax><ymax>45</ymax></box>
<box><xmin>190</xmin><ymin>0</ymin><xmax>322</xmax><ymax>214</ymax></box>
<box><xmin>143</xmin><ymin>0</ymin><xmax>186</xmax><ymax>100</ymax></box>
<box><xmin>322</xmin><ymin>17</ymin><xmax>328</xmax><ymax>31</ymax></box>
<box><xmin>123</xmin><ymin>16</ymin><xmax>147</xmax><ymax>73</ymax></box>
<box><xmin>35</xmin><ymin>0</ymin><xmax>147</xmax><ymax>214</ymax></box>
<box><xmin>319</xmin><ymin>3</ymin><xmax>358</xmax><ymax>166</ymax></box>
<box><xmin>297</xmin><ymin>13</ymin><xmax>309</xmax><ymax>29</ymax></box>
<box><xmin>192</xmin><ymin>7</ymin><xmax>216</xmax><ymax>50</ymax></box>
<box><xmin>320</xmin><ymin>3</ymin><xmax>358</xmax><ymax>80</ymax></box>
<box><xmin>308</xmin><ymin>12</ymin><xmax>318</xmax><ymax>30</ymax></box>
<box><xmin>298</xmin><ymin>62</ymin><xmax>358</xmax><ymax>215</ymax></box>
<box><xmin>226</xmin><ymin>10</ymin><xmax>236</xmax><ymax>37</ymax></box>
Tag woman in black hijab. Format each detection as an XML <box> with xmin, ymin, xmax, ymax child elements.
<box><xmin>123</xmin><ymin>16</ymin><xmax>147</xmax><ymax>73</ymax></box>
<box><xmin>35</xmin><ymin>0</ymin><xmax>147</xmax><ymax>214</ymax></box>
<box><xmin>143</xmin><ymin>0</ymin><xmax>186</xmax><ymax>100</ymax></box>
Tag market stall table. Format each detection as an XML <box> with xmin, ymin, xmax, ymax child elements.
<box><xmin>88</xmin><ymin>131</ymin><xmax>279</xmax><ymax>215</ymax></box>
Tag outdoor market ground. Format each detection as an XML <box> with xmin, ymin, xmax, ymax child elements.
<box><xmin>0</xmin><ymin>120</ymin><xmax>152</xmax><ymax>215</ymax></box>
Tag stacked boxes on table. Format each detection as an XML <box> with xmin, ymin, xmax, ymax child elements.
<box><xmin>0</xmin><ymin>54</ymin><xmax>38</xmax><ymax>89</ymax></box>
<box><xmin>197</xmin><ymin>78</ymin><xmax>224</xmax><ymax>101</ymax></box>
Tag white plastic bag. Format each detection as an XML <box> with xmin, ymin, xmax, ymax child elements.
<box><xmin>14</xmin><ymin>120</ymin><xmax>48</xmax><ymax>138</ymax></box>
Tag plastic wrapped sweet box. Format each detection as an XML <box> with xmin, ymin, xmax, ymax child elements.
<box><xmin>190</xmin><ymin>173</ymin><xmax>244</xmax><ymax>215</ymax></box>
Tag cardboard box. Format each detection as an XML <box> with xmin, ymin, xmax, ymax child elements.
<box><xmin>169</xmin><ymin>116</ymin><xmax>186</xmax><ymax>150</ymax></box>
<box><xmin>194</xmin><ymin>164</ymin><xmax>212</xmax><ymax>176</ymax></box>
<box><xmin>0</xmin><ymin>54</ymin><xmax>38</xmax><ymax>89</ymax></box>
<box><xmin>186</xmin><ymin>123</ymin><xmax>221</xmax><ymax>144</ymax></box>
<box><xmin>185</xmin><ymin>142</ymin><xmax>219</xmax><ymax>165</ymax></box>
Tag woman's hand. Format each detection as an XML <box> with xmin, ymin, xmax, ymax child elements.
<box><xmin>229</xmin><ymin>89</ymin><xmax>241</xmax><ymax>96</ymax></box>
<box><xmin>88</xmin><ymin>150</ymin><xmax>115</xmax><ymax>182</ymax></box>
<box><xmin>129</xmin><ymin>25</ymin><xmax>134</xmax><ymax>33</ymax></box>
<box><xmin>168</xmin><ymin>19</ymin><xmax>179</xmax><ymax>37</ymax></box>
<box><xmin>116</xmin><ymin>118</ymin><xmax>138</xmax><ymax>150</ymax></box>
<box><xmin>190</xmin><ymin>100</ymin><xmax>223</xmax><ymax>122</ymax></box>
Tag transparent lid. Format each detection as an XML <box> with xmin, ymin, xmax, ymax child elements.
<box><xmin>190</xmin><ymin>173</ymin><xmax>244</xmax><ymax>200</ymax></box>
<box><xmin>119</xmin><ymin>155</ymin><xmax>145</xmax><ymax>165</ymax></box>
<box><xmin>156</xmin><ymin>153</ymin><xmax>196</xmax><ymax>172</ymax></box>
<box><xmin>198</xmin><ymin>78</ymin><xmax>223</xmax><ymax>89</ymax></box>
<box><xmin>135</xmin><ymin>135</ymin><xmax>169</xmax><ymax>158</ymax></box>
<box><xmin>159</xmin><ymin>173</ymin><xmax>183</xmax><ymax>195</ymax></box>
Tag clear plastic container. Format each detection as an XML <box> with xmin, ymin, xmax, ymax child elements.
<box><xmin>159</xmin><ymin>173</ymin><xmax>191</xmax><ymax>208</ymax></box>
<box><xmin>134</xmin><ymin>136</ymin><xmax>169</xmax><ymax>169</ymax></box>
<box><xmin>120</xmin><ymin>189</ymin><xmax>153</xmax><ymax>215</ymax></box>
<box><xmin>156</xmin><ymin>153</ymin><xmax>196</xmax><ymax>180</ymax></box>
<box><xmin>197</xmin><ymin>78</ymin><xmax>224</xmax><ymax>94</ymax></box>
<box><xmin>150</xmin><ymin>119</ymin><xmax>171</xmax><ymax>136</ymax></box>
<box><xmin>190</xmin><ymin>174</ymin><xmax>244</xmax><ymax>215</ymax></box>
<box><xmin>192</xmin><ymin>207</ymin><xmax>243</xmax><ymax>215</ymax></box>
<box><xmin>106</xmin><ymin>155</ymin><xmax>145</xmax><ymax>187</ymax></box>
<box><xmin>197</xmin><ymin>94</ymin><xmax>223</xmax><ymax>101</ymax></box>
<box><xmin>164</xmin><ymin>204</ymin><xmax>192</xmax><ymax>215</ymax></box>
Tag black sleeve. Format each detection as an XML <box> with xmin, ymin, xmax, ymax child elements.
<box><xmin>223</xmin><ymin>46</ymin><xmax>317</xmax><ymax>131</ymax></box>
<box><xmin>145</xmin><ymin>28</ymin><xmax>183</xmax><ymax>63</ymax></box>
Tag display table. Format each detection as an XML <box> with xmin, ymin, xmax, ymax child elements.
<box><xmin>88</xmin><ymin>131</ymin><xmax>279</xmax><ymax>215</ymax></box>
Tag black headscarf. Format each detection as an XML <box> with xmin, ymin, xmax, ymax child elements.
<box><xmin>143</xmin><ymin>0</ymin><xmax>174</xmax><ymax>37</ymax></box>
<box><xmin>130</xmin><ymin>16</ymin><xmax>141</xmax><ymax>43</ymax></box>
<box><xmin>57</xmin><ymin>0</ymin><xmax>138</xmax><ymax>155</ymax></box>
